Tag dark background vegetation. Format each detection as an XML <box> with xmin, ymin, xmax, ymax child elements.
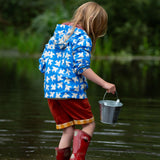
<box><xmin>0</xmin><ymin>0</ymin><xmax>160</xmax><ymax>55</ymax></box>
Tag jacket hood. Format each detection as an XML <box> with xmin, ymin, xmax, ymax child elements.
<box><xmin>53</xmin><ymin>24</ymin><xmax>85</xmax><ymax>49</ymax></box>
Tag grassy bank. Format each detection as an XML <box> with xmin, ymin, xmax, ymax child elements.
<box><xmin>0</xmin><ymin>28</ymin><xmax>159</xmax><ymax>56</ymax></box>
<box><xmin>0</xmin><ymin>28</ymin><xmax>45</xmax><ymax>55</ymax></box>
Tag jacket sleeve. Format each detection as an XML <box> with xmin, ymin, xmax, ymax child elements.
<box><xmin>39</xmin><ymin>44</ymin><xmax>49</xmax><ymax>73</ymax></box>
<box><xmin>72</xmin><ymin>34</ymin><xmax>92</xmax><ymax>75</ymax></box>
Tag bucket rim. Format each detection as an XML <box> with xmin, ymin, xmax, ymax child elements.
<box><xmin>98</xmin><ymin>100</ymin><xmax>123</xmax><ymax>107</ymax></box>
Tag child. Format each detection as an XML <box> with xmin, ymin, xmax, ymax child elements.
<box><xmin>39</xmin><ymin>2</ymin><xmax>116</xmax><ymax>160</ymax></box>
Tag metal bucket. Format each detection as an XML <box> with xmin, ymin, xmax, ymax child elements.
<box><xmin>99</xmin><ymin>91</ymin><xmax>123</xmax><ymax>124</ymax></box>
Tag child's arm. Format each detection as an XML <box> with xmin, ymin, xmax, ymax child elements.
<box><xmin>82</xmin><ymin>68</ymin><xmax>116</xmax><ymax>94</ymax></box>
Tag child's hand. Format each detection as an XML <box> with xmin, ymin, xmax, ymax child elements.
<box><xmin>102</xmin><ymin>82</ymin><xmax>116</xmax><ymax>94</ymax></box>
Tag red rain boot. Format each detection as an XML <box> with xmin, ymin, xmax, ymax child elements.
<box><xmin>55</xmin><ymin>147</ymin><xmax>71</xmax><ymax>160</ymax></box>
<box><xmin>70</xmin><ymin>129</ymin><xmax>91</xmax><ymax>160</ymax></box>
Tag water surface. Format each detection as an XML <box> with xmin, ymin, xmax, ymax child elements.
<box><xmin>0</xmin><ymin>58</ymin><xmax>160</xmax><ymax>160</ymax></box>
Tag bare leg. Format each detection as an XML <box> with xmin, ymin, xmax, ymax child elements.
<box><xmin>82</xmin><ymin>121</ymin><xmax>95</xmax><ymax>137</ymax></box>
<box><xmin>58</xmin><ymin>126</ymin><xmax>74</xmax><ymax>149</ymax></box>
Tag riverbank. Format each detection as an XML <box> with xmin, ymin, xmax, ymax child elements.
<box><xmin>1</xmin><ymin>50</ymin><xmax>160</xmax><ymax>61</ymax></box>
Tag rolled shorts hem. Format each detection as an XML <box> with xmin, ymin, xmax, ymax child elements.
<box><xmin>56</xmin><ymin>117</ymin><xmax>95</xmax><ymax>129</ymax></box>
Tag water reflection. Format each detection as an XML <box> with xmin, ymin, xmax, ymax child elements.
<box><xmin>0</xmin><ymin>58</ymin><xmax>160</xmax><ymax>159</ymax></box>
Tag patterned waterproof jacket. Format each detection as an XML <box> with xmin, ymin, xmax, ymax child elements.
<box><xmin>39</xmin><ymin>24</ymin><xmax>92</xmax><ymax>99</ymax></box>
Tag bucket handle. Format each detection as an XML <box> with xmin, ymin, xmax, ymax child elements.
<box><xmin>103</xmin><ymin>90</ymin><xmax>119</xmax><ymax>101</ymax></box>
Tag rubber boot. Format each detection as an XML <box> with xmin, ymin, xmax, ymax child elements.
<box><xmin>70</xmin><ymin>129</ymin><xmax>91</xmax><ymax>160</ymax></box>
<box><xmin>55</xmin><ymin>147</ymin><xmax>71</xmax><ymax>160</ymax></box>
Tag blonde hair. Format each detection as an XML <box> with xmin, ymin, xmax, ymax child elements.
<box><xmin>70</xmin><ymin>2</ymin><xmax>108</xmax><ymax>51</ymax></box>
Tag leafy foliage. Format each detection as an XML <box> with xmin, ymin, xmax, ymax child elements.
<box><xmin>0</xmin><ymin>0</ymin><xmax>159</xmax><ymax>55</ymax></box>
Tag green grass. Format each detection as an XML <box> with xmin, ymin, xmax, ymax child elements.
<box><xmin>0</xmin><ymin>28</ymin><xmax>45</xmax><ymax>54</ymax></box>
<box><xmin>0</xmin><ymin>28</ymin><xmax>159</xmax><ymax>56</ymax></box>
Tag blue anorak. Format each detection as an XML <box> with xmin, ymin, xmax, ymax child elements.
<box><xmin>39</xmin><ymin>24</ymin><xmax>92</xmax><ymax>99</ymax></box>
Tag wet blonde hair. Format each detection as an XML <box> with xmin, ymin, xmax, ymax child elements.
<box><xmin>70</xmin><ymin>2</ymin><xmax>108</xmax><ymax>51</ymax></box>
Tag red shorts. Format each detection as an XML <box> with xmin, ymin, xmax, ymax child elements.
<box><xmin>47</xmin><ymin>99</ymin><xmax>94</xmax><ymax>129</ymax></box>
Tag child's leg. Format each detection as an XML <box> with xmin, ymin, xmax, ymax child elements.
<box><xmin>82</xmin><ymin>121</ymin><xmax>95</xmax><ymax>137</ymax></box>
<box><xmin>58</xmin><ymin>126</ymin><xmax>74</xmax><ymax>149</ymax></box>
<box><xmin>70</xmin><ymin>122</ymin><xmax>95</xmax><ymax>160</ymax></box>
<box><xmin>55</xmin><ymin>126</ymin><xmax>74</xmax><ymax>160</ymax></box>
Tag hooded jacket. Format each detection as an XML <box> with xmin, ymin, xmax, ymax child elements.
<box><xmin>39</xmin><ymin>24</ymin><xmax>92</xmax><ymax>99</ymax></box>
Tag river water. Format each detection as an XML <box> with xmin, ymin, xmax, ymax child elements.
<box><xmin>0</xmin><ymin>58</ymin><xmax>160</xmax><ymax>160</ymax></box>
